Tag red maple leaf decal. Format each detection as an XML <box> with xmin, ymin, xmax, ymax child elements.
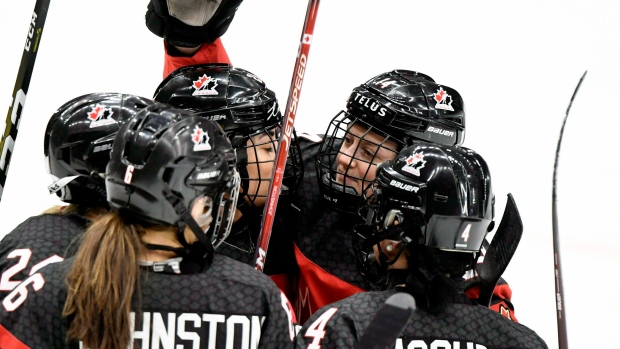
<box><xmin>192</xmin><ymin>128</ymin><xmax>203</xmax><ymax>143</ymax></box>
<box><xmin>193</xmin><ymin>75</ymin><xmax>209</xmax><ymax>89</ymax></box>
<box><xmin>434</xmin><ymin>89</ymin><xmax>446</xmax><ymax>103</ymax></box>
<box><xmin>407</xmin><ymin>153</ymin><xmax>423</xmax><ymax>165</ymax></box>
<box><xmin>88</xmin><ymin>106</ymin><xmax>102</xmax><ymax>121</ymax></box>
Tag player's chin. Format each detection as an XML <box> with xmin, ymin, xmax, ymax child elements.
<box><xmin>338</xmin><ymin>176</ymin><xmax>362</xmax><ymax>193</ymax></box>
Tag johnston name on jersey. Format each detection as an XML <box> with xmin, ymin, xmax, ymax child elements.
<box><xmin>0</xmin><ymin>254</ymin><xmax>295</xmax><ymax>349</ymax></box>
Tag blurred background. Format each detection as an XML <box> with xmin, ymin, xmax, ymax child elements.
<box><xmin>0</xmin><ymin>1</ymin><xmax>618</xmax><ymax>347</ymax></box>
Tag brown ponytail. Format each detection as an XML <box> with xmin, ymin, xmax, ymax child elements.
<box><xmin>63</xmin><ymin>212</ymin><xmax>145</xmax><ymax>349</ymax></box>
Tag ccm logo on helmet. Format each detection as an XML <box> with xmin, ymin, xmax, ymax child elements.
<box><xmin>390</xmin><ymin>179</ymin><xmax>419</xmax><ymax>192</ymax></box>
<box><xmin>427</xmin><ymin>126</ymin><xmax>454</xmax><ymax>137</ymax></box>
<box><xmin>352</xmin><ymin>93</ymin><xmax>387</xmax><ymax>116</ymax></box>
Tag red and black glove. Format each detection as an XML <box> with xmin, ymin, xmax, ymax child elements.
<box><xmin>145</xmin><ymin>0</ymin><xmax>244</xmax><ymax>47</ymax></box>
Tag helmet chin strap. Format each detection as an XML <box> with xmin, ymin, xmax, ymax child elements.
<box><xmin>150</xmin><ymin>188</ymin><xmax>215</xmax><ymax>262</ymax></box>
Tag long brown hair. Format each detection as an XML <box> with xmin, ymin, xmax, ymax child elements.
<box><xmin>63</xmin><ymin>212</ymin><xmax>146</xmax><ymax>349</ymax></box>
<box><xmin>41</xmin><ymin>204</ymin><xmax>108</xmax><ymax>219</ymax></box>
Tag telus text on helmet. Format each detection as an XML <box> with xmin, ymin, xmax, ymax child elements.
<box><xmin>352</xmin><ymin>93</ymin><xmax>387</xmax><ymax>116</ymax></box>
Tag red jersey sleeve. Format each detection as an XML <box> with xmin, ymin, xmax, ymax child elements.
<box><xmin>163</xmin><ymin>38</ymin><xmax>232</xmax><ymax>79</ymax></box>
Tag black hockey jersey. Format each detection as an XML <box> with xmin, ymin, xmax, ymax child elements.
<box><xmin>216</xmin><ymin>199</ymin><xmax>298</xmax><ymax>302</ymax></box>
<box><xmin>287</xmin><ymin>135</ymin><xmax>373</xmax><ymax>324</ymax></box>
<box><xmin>0</xmin><ymin>213</ymin><xmax>88</xmax><ymax>299</ymax></box>
<box><xmin>0</xmin><ymin>254</ymin><xmax>295</xmax><ymax>348</ymax></box>
<box><xmin>294</xmin><ymin>289</ymin><xmax>548</xmax><ymax>349</ymax></box>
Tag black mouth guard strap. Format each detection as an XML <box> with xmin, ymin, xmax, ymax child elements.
<box><xmin>164</xmin><ymin>189</ymin><xmax>215</xmax><ymax>258</ymax></box>
<box><xmin>362</xmin><ymin>221</ymin><xmax>414</xmax><ymax>249</ymax></box>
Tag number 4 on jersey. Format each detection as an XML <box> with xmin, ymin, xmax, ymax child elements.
<box><xmin>304</xmin><ymin>307</ymin><xmax>338</xmax><ymax>349</ymax></box>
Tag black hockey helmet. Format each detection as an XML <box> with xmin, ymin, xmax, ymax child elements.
<box><xmin>106</xmin><ymin>103</ymin><xmax>239</xmax><ymax>252</ymax></box>
<box><xmin>43</xmin><ymin>92</ymin><xmax>155</xmax><ymax>205</ymax></box>
<box><xmin>317</xmin><ymin>70</ymin><xmax>466</xmax><ymax>213</ymax></box>
<box><xmin>153</xmin><ymin>63</ymin><xmax>302</xmax><ymax>215</ymax></box>
<box><xmin>353</xmin><ymin>142</ymin><xmax>494</xmax><ymax>281</ymax></box>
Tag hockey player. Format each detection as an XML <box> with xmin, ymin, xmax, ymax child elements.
<box><xmin>289</xmin><ymin>70</ymin><xmax>515</xmax><ymax>323</ymax></box>
<box><xmin>0</xmin><ymin>104</ymin><xmax>295</xmax><ymax>349</ymax></box>
<box><xmin>153</xmin><ymin>63</ymin><xmax>303</xmax><ymax>298</ymax></box>
<box><xmin>145</xmin><ymin>0</ymin><xmax>244</xmax><ymax>77</ymax></box>
<box><xmin>295</xmin><ymin>142</ymin><xmax>548</xmax><ymax>349</ymax></box>
<box><xmin>0</xmin><ymin>92</ymin><xmax>155</xmax><ymax>299</ymax></box>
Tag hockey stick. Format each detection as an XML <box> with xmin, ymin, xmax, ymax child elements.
<box><xmin>552</xmin><ymin>71</ymin><xmax>587</xmax><ymax>349</ymax></box>
<box><xmin>354</xmin><ymin>292</ymin><xmax>416</xmax><ymax>349</ymax></box>
<box><xmin>0</xmin><ymin>0</ymin><xmax>52</xmax><ymax>201</ymax></box>
<box><xmin>476</xmin><ymin>193</ymin><xmax>523</xmax><ymax>307</ymax></box>
<box><xmin>254</xmin><ymin>0</ymin><xmax>320</xmax><ymax>271</ymax></box>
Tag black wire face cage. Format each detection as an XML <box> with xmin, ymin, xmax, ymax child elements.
<box><xmin>316</xmin><ymin>110</ymin><xmax>401</xmax><ymax>213</ymax></box>
<box><xmin>233</xmin><ymin>124</ymin><xmax>303</xmax><ymax>215</ymax></box>
<box><xmin>209</xmin><ymin>170</ymin><xmax>241</xmax><ymax>249</ymax></box>
<box><xmin>353</xmin><ymin>183</ymin><xmax>421</xmax><ymax>285</ymax></box>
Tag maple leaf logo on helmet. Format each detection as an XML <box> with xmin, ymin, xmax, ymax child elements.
<box><xmin>433</xmin><ymin>87</ymin><xmax>455</xmax><ymax>112</ymax></box>
<box><xmin>402</xmin><ymin>152</ymin><xmax>426</xmax><ymax>176</ymax></box>
<box><xmin>192</xmin><ymin>74</ymin><xmax>218</xmax><ymax>96</ymax></box>
<box><xmin>191</xmin><ymin>125</ymin><xmax>212</xmax><ymax>151</ymax></box>
<box><xmin>87</xmin><ymin>104</ymin><xmax>116</xmax><ymax>128</ymax></box>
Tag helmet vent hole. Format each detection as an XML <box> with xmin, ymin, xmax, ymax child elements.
<box><xmin>162</xmin><ymin>168</ymin><xmax>174</xmax><ymax>185</ymax></box>
<box><xmin>434</xmin><ymin>193</ymin><xmax>448</xmax><ymax>202</ymax></box>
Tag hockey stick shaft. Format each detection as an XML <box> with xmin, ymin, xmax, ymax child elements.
<box><xmin>476</xmin><ymin>193</ymin><xmax>523</xmax><ymax>307</ymax></box>
<box><xmin>552</xmin><ymin>71</ymin><xmax>587</xmax><ymax>349</ymax></box>
<box><xmin>254</xmin><ymin>0</ymin><xmax>320</xmax><ymax>271</ymax></box>
<box><xmin>0</xmin><ymin>0</ymin><xmax>52</xmax><ymax>201</ymax></box>
<box><xmin>354</xmin><ymin>292</ymin><xmax>416</xmax><ymax>349</ymax></box>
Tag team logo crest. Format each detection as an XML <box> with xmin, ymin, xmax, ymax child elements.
<box><xmin>401</xmin><ymin>152</ymin><xmax>426</xmax><ymax>176</ymax></box>
<box><xmin>191</xmin><ymin>125</ymin><xmax>211</xmax><ymax>151</ymax></box>
<box><xmin>87</xmin><ymin>104</ymin><xmax>116</xmax><ymax>128</ymax></box>
<box><xmin>433</xmin><ymin>87</ymin><xmax>455</xmax><ymax>111</ymax></box>
<box><xmin>192</xmin><ymin>74</ymin><xmax>218</xmax><ymax>96</ymax></box>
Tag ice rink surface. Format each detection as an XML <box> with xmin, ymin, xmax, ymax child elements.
<box><xmin>0</xmin><ymin>1</ymin><xmax>618</xmax><ymax>348</ymax></box>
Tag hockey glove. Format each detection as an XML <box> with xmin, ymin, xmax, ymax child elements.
<box><xmin>145</xmin><ymin>0</ymin><xmax>244</xmax><ymax>47</ymax></box>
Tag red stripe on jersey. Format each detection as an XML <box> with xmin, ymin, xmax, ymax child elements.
<box><xmin>465</xmin><ymin>284</ymin><xmax>518</xmax><ymax>323</ymax></box>
<box><xmin>0</xmin><ymin>324</ymin><xmax>30</xmax><ymax>349</ymax></box>
<box><xmin>270</xmin><ymin>273</ymin><xmax>296</xmax><ymax>320</ymax></box>
<box><xmin>293</xmin><ymin>243</ymin><xmax>365</xmax><ymax>324</ymax></box>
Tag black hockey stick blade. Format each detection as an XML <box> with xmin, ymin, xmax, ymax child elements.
<box><xmin>476</xmin><ymin>193</ymin><xmax>523</xmax><ymax>307</ymax></box>
<box><xmin>0</xmin><ymin>0</ymin><xmax>52</xmax><ymax>201</ymax></box>
<box><xmin>355</xmin><ymin>292</ymin><xmax>416</xmax><ymax>349</ymax></box>
<box><xmin>552</xmin><ymin>70</ymin><xmax>587</xmax><ymax>349</ymax></box>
